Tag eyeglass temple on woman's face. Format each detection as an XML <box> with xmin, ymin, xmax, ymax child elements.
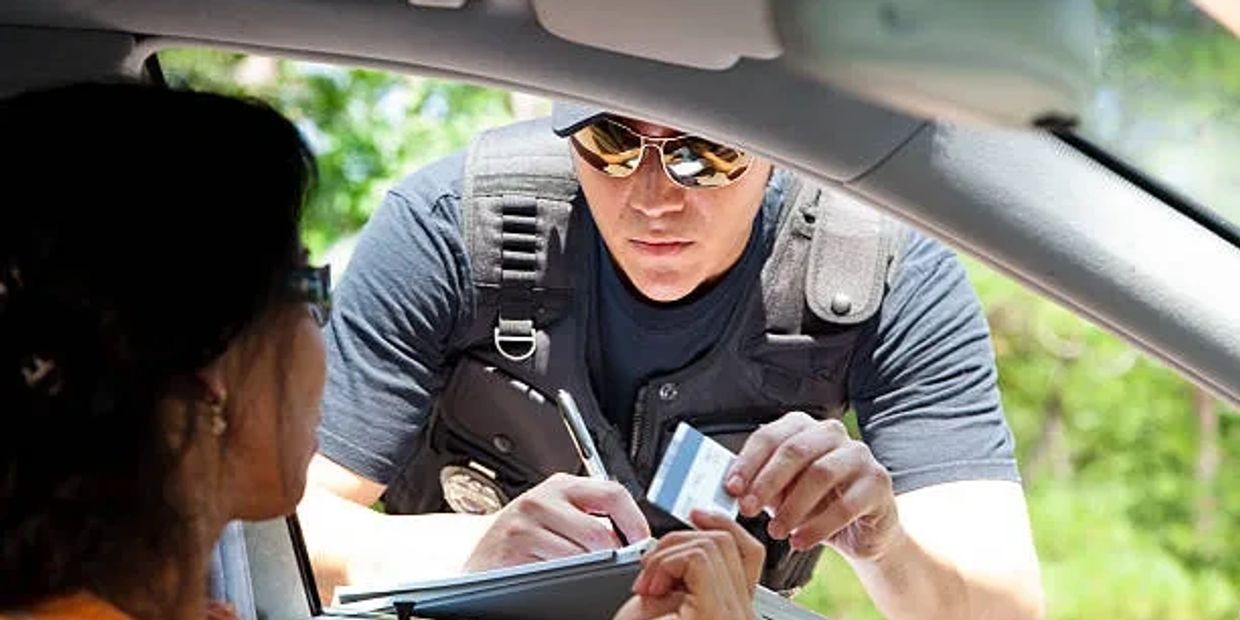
<box><xmin>288</xmin><ymin>265</ymin><xmax>330</xmax><ymax>301</ymax></box>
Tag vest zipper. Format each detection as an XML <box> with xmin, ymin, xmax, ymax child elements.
<box><xmin>630</xmin><ymin>385</ymin><xmax>648</xmax><ymax>461</ymax></box>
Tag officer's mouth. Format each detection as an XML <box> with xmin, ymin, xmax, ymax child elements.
<box><xmin>629</xmin><ymin>238</ymin><xmax>693</xmax><ymax>256</ymax></box>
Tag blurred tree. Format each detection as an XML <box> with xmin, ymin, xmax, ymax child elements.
<box><xmin>1085</xmin><ymin>0</ymin><xmax>1240</xmax><ymax>222</ymax></box>
<box><xmin>159</xmin><ymin>48</ymin><xmax>528</xmax><ymax>256</ymax></box>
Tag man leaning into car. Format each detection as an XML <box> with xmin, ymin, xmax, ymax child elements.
<box><xmin>297</xmin><ymin>103</ymin><xmax>1045</xmax><ymax>619</ymax></box>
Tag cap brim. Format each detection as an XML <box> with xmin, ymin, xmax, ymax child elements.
<box><xmin>551</xmin><ymin>101</ymin><xmax>607</xmax><ymax>137</ymax></box>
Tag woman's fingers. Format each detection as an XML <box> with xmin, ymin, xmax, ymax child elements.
<box><xmin>626</xmin><ymin>512</ymin><xmax>765</xmax><ymax>619</ymax></box>
<box><xmin>206</xmin><ymin>600</ymin><xmax>239</xmax><ymax>620</ymax></box>
<box><xmin>689</xmin><ymin>509</ymin><xmax>766</xmax><ymax>590</ymax></box>
<box><xmin>611</xmin><ymin>591</ymin><xmax>683</xmax><ymax>620</ymax></box>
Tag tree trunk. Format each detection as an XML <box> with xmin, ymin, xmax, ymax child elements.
<box><xmin>1193</xmin><ymin>386</ymin><xmax>1220</xmax><ymax>556</ymax></box>
<box><xmin>1027</xmin><ymin>387</ymin><xmax>1072</xmax><ymax>484</ymax></box>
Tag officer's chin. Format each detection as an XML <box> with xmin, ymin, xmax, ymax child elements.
<box><xmin>628</xmin><ymin>273</ymin><xmax>701</xmax><ymax>304</ymax></box>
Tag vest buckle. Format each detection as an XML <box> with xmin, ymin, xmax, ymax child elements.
<box><xmin>493</xmin><ymin>320</ymin><xmax>537</xmax><ymax>362</ymax></box>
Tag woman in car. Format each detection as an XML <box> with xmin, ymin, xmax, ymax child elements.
<box><xmin>0</xmin><ymin>82</ymin><xmax>761</xmax><ymax>620</ymax></box>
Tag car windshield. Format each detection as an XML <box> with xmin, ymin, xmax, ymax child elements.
<box><xmin>1077</xmin><ymin>1</ymin><xmax>1240</xmax><ymax>228</ymax></box>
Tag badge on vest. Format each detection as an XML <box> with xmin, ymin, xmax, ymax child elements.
<box><xmin>440</xmin><ymin>462</ymin><xmax>508</xmax><ymax>515</ymax></box>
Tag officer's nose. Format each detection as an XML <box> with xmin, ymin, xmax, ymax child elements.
<box><xmin>628</xmin><ymin>146</ymin><xmax>685</xmax><ymax>219</ymax></box>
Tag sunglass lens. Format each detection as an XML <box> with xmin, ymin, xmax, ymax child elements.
<box><xmin>662</xmin><ymin>136</ymin><xmax>753</xmax><ymax>188</ymax></box>
<box><xmin>572</xmin><ymin>120</ymin><xmax>645</xmax><ymax>178</ymax></box>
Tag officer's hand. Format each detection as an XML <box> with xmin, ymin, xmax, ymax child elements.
<box><xmin>464</xmin><ymin>473</ymin><xmax>651</xmax><ymax>571</ymax></box>
<box><xmin>612</xmin><ymin>509</ymin><xmax>764</xmax><ymax>620</ymax></box>
<box><xmin>725</xmin><ymin>412</ymin><xmax>901</xmax><ymax>560</ymax></box>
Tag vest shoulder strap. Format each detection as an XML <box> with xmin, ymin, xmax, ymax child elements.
<box><xmin>461</xmin><ymin>117</ymin><xmax>579</xmax><ymax>362</ymax></box>
<box><xmin>761</xmin><ymin>177</ymin><xmax>903</xmax><ymax>334</ymax></box>
<box><xmin>807</xmin><ymin>187</ymin><xmax>904</xmax><ymax>324</ymax></box>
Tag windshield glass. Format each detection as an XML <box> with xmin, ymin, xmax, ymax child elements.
<box><xmin>1078</xmin><ymin>1</ymin><xmax>1240</xmax><ymax>227</ymax></box>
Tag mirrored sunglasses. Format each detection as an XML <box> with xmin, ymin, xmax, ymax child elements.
<box><xmin>570</xmin><ymin>117</ymin><xmax>754</xmax><ymax>189</ymax></box>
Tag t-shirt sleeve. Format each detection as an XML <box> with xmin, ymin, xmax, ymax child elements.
<box><xmin>317</xmin><ymin>153</ymin><xmax>473</xmax><ymax>486</ymax></box>
<box><xmin>847</xmin><ymin>229</ymin><xmax>1020</xmax><ymax>495</ymax></box>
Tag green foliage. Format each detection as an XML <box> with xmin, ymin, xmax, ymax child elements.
<box><xmin>1086</xmin><ymin>0</ymin><xmax>1240</xmax><ymax>222</ymax></box>
<box><xmin>160</xmin><ymin>48</ymin><xmax>518</xmax><ymax>256</ymax></box>
<box><xmin>1031</xmin><ymin>482</ymin><xmax>1238</xmax><ymax>620</ymax></box>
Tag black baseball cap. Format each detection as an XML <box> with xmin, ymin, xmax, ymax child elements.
<box><xmin>551</xmin><ymin>101</ymin><xmax>608</xmax><ymax>138</ymax></box>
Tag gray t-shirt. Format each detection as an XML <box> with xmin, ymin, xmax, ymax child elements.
<box><xmin>318</xmin><ymin>150</ymin><xmax>1020</xmax><ymax>496</ymax></box>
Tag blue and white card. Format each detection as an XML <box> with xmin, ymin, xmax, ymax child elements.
<box><xmin>646</xmin><ymin>422</ymin><xmax>739</xmax><ymax>526</ymax></box>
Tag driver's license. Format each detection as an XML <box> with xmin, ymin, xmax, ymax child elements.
<box><xmin>646</xmin><ymin>422</ymin><xmax>739</xmax><ymax>526</ymax></box>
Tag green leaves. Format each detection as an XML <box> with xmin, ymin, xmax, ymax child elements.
<box><xmin>160</xmin><ymin>48</ymin><xmax>520</xmax><ymax>257</ymax></box>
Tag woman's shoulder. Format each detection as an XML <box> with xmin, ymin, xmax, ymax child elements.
<box><xmin>0</xmin><ymin>592</ymin><xmax>131</xmax><ymax>620</ymax></box>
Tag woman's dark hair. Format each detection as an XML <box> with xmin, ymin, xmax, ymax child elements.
<box><xmin>0</xmin><ymin>81</ymin><xmax>315</xmax><ymax>608</ymax></box>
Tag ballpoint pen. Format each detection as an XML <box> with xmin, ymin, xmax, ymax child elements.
<box><xmin>556</xmin><ymin>388</ymin><xmax>630</xmax><ymax>546</ymax></box>
<box><xmin>557</xmin><ymin>389</ymin><xmax>609</xmax><ymax>480</ymax></box>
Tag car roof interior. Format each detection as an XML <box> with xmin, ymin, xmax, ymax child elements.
<box><xmin>1</xmin><ymin>0</ymin><xmax>1236</xmax><ymax>412</ymax></box>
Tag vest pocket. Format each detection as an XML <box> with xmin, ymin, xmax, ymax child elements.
<box><xmin>430</xmin><ymin>357</ymin><xmax>584</xmax><ymax>501</ymax></box>
<box><xmin>748</xmin><ymin>331</ymin><xmax>858</xmax><ymax>408</ymax></box>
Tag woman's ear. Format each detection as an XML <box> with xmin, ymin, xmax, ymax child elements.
<box><xmin>195</xmin><ymin>357</ymin><xmax>229</xmax><ymax>413</ymax></box>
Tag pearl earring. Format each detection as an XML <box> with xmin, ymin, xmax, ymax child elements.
<box><xmin>208</xmin><ymin>398</ymin><xmax>228</xmax><ymax>436</ymax></box>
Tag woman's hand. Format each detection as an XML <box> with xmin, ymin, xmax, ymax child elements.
<box><xmin>206</xmin><ymin>600</ymin><xmax>240</xmax><ymax>620</ymax></box>
<box><xmin>612</xmin><ymin>509</ymin><xmax>765</xmax><ymax>620</ymax></box>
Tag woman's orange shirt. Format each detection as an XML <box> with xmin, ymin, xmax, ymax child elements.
<box><xmin>0</xmin><ymin>593</ymin><xmax>131</xmax><ymax>620</ymax></box>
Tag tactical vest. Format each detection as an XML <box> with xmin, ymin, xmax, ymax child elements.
<box><xmin>381</xmin><ymin>118</ymin><xmax>903</xmax><ymax>593</ymax></box>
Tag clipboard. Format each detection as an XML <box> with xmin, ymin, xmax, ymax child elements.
<box><xmin>331</xmin><ymin>539</ymin><xmax>650</xmax><ymax>620</ymax></box>
<box><xmin>330</xmin><ymin>537</ymin><xmax>828</xmax><ymax>620</ymax></box>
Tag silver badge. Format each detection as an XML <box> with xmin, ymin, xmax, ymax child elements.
<box><xmin>440</xmin><ymin>464</ymin><xmax>508</xmax><ymax>515</ymax></box>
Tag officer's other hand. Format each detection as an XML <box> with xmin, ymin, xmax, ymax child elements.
<box><xmin>612</xmin><ymin>509</ymin><xmax>763</xmax><ymax>620</ymax></box>
<box><xmin>463</xmin><ymin>473</ymin><xmax>651</xmax><ymax>571</ymax></box>
<box><xmin>725</xmin><ymin>412</ymin><xmax>901</xmax><ymax>560</ymax></box>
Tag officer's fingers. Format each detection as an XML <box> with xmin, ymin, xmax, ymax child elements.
<box><xmin>789</xmin><ymin>471</ymin><xmax>889</xmax><ymax>552</ymax></box>
<box><xmin>526</xmin><ymin>526</ymin><xmax>600</xmax><ymax>562</ymax></box>
<box><xmin>689</xmin><ymin>509</ymin><xmax>765</xmax><ymax>590</ymax></box>
<box><xmin>744</xmin><ymin>421</ymin><xmax>848</xmax><ymax>517</ymax></box>
<box><xmin>561</xmin><ymin>478</ymin><xmax>651</xmax><ymax>543</ymax></box>
<box><xmin>726</xmin><ymin>411</ymin><xmax>815</xmax><ymax>502</ymax></box>
<box><xmin>517</xmin><ymin>485</ymin><xmax>624</xmax><ymax>552</ymax></box>
<box><xmin>768</xmin><ymin>446</ymin><xmax>862</xmax><ymax>539</ymax></box>
<box><xmin>464</xmin><ymin>524</ymin><xmax>577</xmax><ymax>571</ymax></box>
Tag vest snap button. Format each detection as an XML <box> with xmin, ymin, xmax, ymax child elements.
<box><xmin>492</xmin><ymin>434</ymin><xmax>514</xmax><ymax>454</ymax></box>
<box><xmin>830</xmin><ymin>293</ymin><xmax>852</xmax><ymax>316</ymax></box>
<box><xmin>658</xmin><ymin>382</ymin><xmax>679</xmax><ymax>402</ymax></box>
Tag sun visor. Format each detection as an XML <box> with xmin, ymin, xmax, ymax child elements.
<box><xmin>530</xmin><ymin>0</ymin><xmax>782</xmax><ymax>70</ymax></box>
<box><xmin>773</xmin><ymin>0</ymin><xmax>1099</xmax><ymax>127</ymax></box>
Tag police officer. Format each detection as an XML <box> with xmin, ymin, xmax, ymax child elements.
<box><xmin>298</xmin><ymin>104</ymin><xmax>1044</xmax><ymax>618</ymax></box>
